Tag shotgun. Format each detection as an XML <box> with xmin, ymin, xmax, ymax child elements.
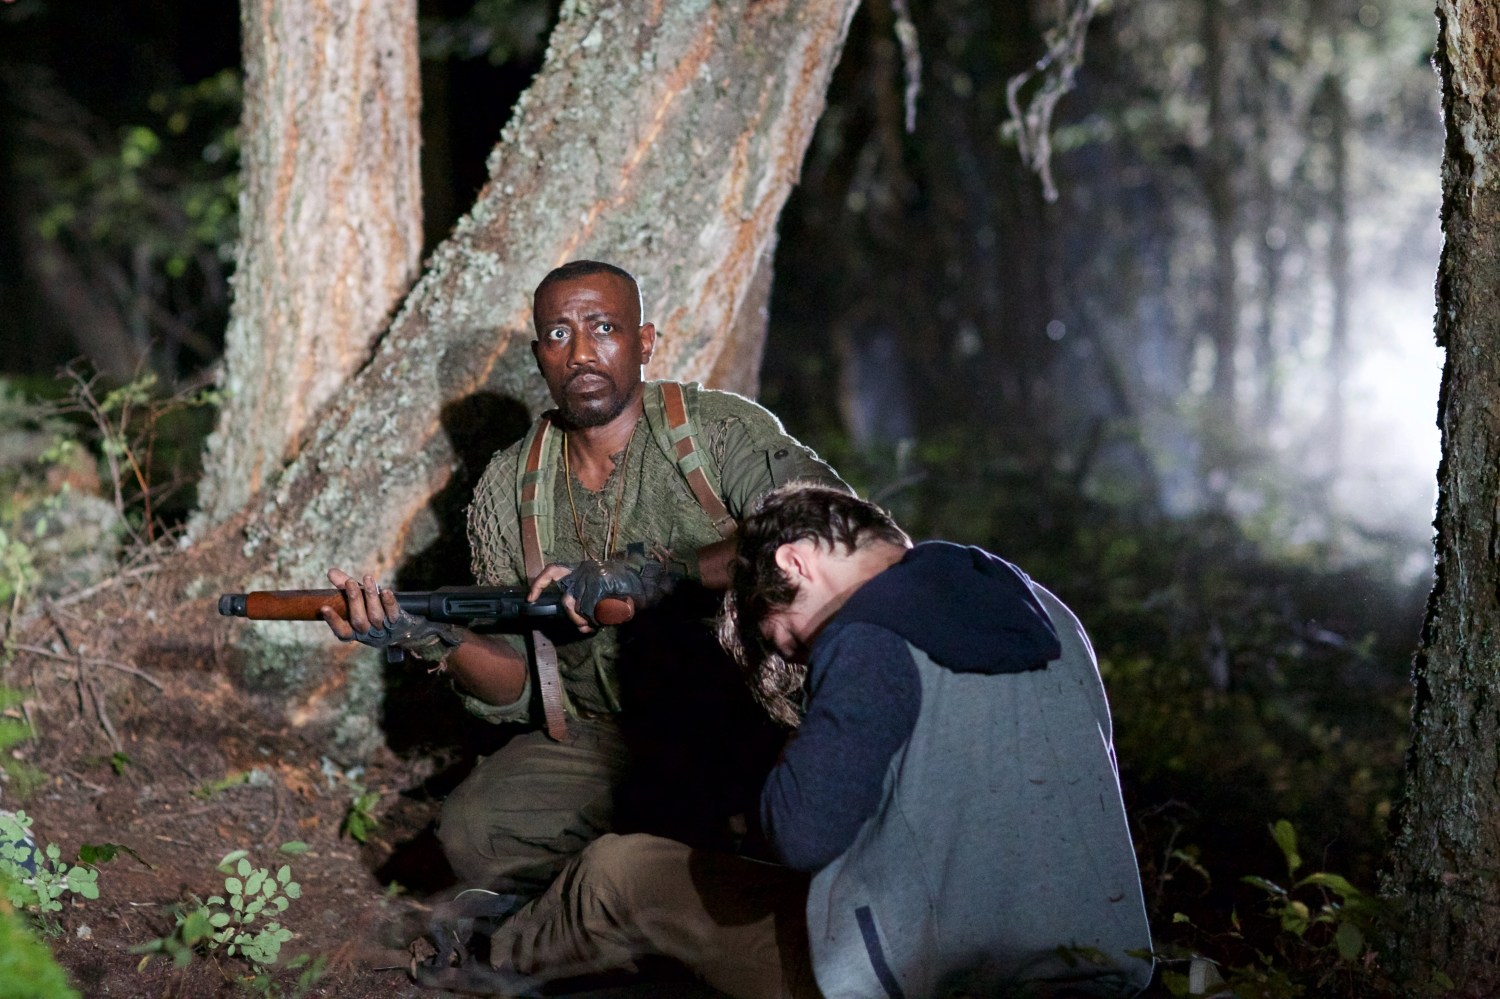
<box><xmin>218</xmin><ymin>586</ymin><xmax>634</xmax><ymax>627</ymax></box>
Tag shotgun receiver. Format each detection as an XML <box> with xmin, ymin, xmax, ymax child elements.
<box><xmin>217</xmin><ymin>586</ymin><xmax>634</xmax><ymax>627</ymax></box>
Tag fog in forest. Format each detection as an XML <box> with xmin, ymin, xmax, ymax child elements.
<box><xmin>0</xmin><ymin>0</ymin><xmax>1461</xmax><ymax>994</ymax></box>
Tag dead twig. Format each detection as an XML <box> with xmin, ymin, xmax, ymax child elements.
<box><xmin>87</xmin><ymin>680</ymin><xmax>122</xmax><ymax>753</ymax></box>
<box><xmin>50</xmin><ymin>562</ymin><xmax>163</xmax><ymax>608</ymax></box>
<box><xmin>10</xmin><ymin>643</ymin><xmax>163</xmax><ymax>691</ymax></box>
<box><xmin>59</xmin><ymin>768</ymin><xmax>109</xmax><ymax>794</ymax></box>
<box><xmin>263</xmin><ymin>781</ymin><xmax>286</xmax><ymax>846</ymax></box>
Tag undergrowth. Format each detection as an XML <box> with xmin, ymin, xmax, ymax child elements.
<box><xmin>829</xmin><ymin>435</ymin><xmax>1429</xmax><ymax>995</ymax></box>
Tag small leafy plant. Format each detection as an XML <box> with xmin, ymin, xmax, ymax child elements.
<box><xmin>1240</xmin><ymin>819</ymin><xmax>1378</xmax><ymax>965</ymax></box>
<box><xmin>0</xmin><ymin>810</ymin><xmax>100</xmax><ymax>918</ymax></box>
<box><xmin>341</xmin><ymin>788</ymin><xmax>381</xmax><ymax>844</ymax></box>
<box><xmin>1157</xmin><ymin>820</ymin><xmax>1399</xmax><ymax>997</ymax></box>
<box><xmin>135</xmin><ymin>847</ymin><xmax>301</xmax><ymax>971</ymax></box>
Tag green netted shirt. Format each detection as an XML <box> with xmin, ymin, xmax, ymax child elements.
<box><xmin>462</xmin><ymin>381</ymin><xmax>843</xmax><ymax>725</ymax></box>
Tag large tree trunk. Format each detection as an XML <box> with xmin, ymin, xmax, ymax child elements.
<box><xmin>1388</xmin><ymin>2</ymin><xmax>1500</xmax><ymax>986</ymax></box>
<box><xmin>166</xmin><ymin>0</ymin><xmax>858</xmax><ymax>750</ymax></box>
<box><xmin>195</xmin><ymin>0</ymin><xmax>424</xmax><ymax>523</ymax></box>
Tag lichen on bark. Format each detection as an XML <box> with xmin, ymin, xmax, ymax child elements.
<box><xmin>1387</xmin><ymin>0</ymin><xmax>1500</xmax><ymax>986</ymax></box>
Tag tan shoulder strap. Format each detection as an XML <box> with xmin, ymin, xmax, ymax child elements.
<box><xmin>518</xmin><ymin>415</ymin><xmax>568</xmax><ymax>742</ymax></box>
<box><xmin>654</xmin><ymin>382</ymin><xmax>737</xmax><ymax>539</ymax></box>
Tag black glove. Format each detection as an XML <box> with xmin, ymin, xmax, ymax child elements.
<box><xmin>343</xmin><ymin>608</ymin><xmax>463</xmax><ymax>662</ymax></box>
<box><xmin>559</xmin><ymin>558</ymin><xmax>645</xmax><ymax>624</ymax></box>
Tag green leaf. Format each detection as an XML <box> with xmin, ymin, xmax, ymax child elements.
<box><xmin>65</xmin><ymin>866</ymin><xmax>99</xmax><ymax>896</ymax></box>
<box><xmin>208</xmin><ymin>911</ymin><xmax>231</xmax><ymax>928</ymax></box>
<box><xmin>1334</xmin><ymin>920</ymin><xmax>1364</xmax><ymax>962</ymax></box>
<box><xmin>1159</xmin><ymin>970</ymin><xmax>1191</xmax><ymax>997</ymax></box>
<box><xmin>278</xmin><ymin>841</ymin><xmax>310</xmax><ymax>854</ymax></box>
<box><xmin>1271</xmin><ymin>819</ymin><xmax>1301</xmax><ymax>876</ymax></box>
<box><xmin>218</xmin><ymin>849</ymin><xmax>249</xmax><ymax>871</ymax></box>
<box><xmin>225</xmin><ymin>876</ymin><xmax>243</xmax><ymax>895</ymax></box>
<box><xmin>245</xmin><ymin>870</ymin><xmax>265</xmax><ymax>896</ymax></box>
<box><xmin>236</xmin><ymin>857</ymin><xmax>252</xmax><ymax>878</ymax></box>
<box><xmin>1297</xmin><ymin>871</ymin><xmax>1363</xmax><ymax>900</ymax></box>
<box><xmin>78</xmin><ymin>843</ymin><xmax>120</xmax><ymax>864</ymax></box>
<box><xmin>1279</xmin><ymin>899</ymin><xmax>1310</xmax><ymax>936</ymax></box>
<box><xmin>1241</xmin><ymin>875</ymin><xmax>1287</xmax><ymax>896</ymax></box>
<box><xmin>284</xmin><ymin>881</ymin><xmax>301</xmax><ymax>899</ymax></box>
<box><xmin>183</xmin><ymin>909</ymin><xmax>215</xmax><ymax>943</ymax></box>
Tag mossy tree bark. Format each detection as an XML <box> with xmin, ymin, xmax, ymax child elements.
<box><xmin>197</xmin><ymin>0</ymin><xmax>424</xmax><ymax>523</ymax></box>
<box><xmin>1388</xmin><ymin>2</ymin><xmax>1500</xmax><ymax>987</ymax></box>
<box><xmin>166</xmin><ymin>0</ymin><xmax>858</xmax><ymax>748</ymax></box>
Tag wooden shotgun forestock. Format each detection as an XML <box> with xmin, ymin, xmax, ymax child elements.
<box><xmin>217</xmin><ymin>586</ymin><xmax>634</xmax><ymax>627</ymax></box>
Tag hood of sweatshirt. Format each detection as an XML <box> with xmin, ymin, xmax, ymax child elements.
<box><xmin>821</xmin><ymin>540</ymin><xmax>1061</xmax><ymax>674</ymax></box>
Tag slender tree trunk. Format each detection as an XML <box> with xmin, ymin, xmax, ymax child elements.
<box><xmin>196</xmin><ymin>0</ymin><xmax>424</xmax><ymax>523</ymax></box>
<box><xmin>1247</xmin><ymin>22</ymin><xmax>1283</xmax><ymax>430</ymax></box>
<box><xmin>1322</xmin><ymin>68</ymin><xmax>1351</xmax><ymax>474</ymax></box>
<box><xmin>1202</xmin><ymin>0</ymin><xmax>1239</xmax><ymax>436</ymax></box>
<box><xmin>165</xmin><ymin>0</ymin><xmax>858</xmax><ymax>748</ymax></box>
<box><xmin>1388</xmin><ymin>2</ymin><xmax>1500</xmax><ymax>987</ymax></box>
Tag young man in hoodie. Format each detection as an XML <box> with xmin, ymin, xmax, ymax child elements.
<box><xmin>417</xmin><ymin>483</ymin><xmax>1153</xmax><ymax>998</ymax></box>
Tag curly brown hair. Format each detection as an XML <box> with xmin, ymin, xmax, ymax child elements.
<box><xmin>718</xmin><ymin>483</ymin><xmax>909</xmax><ymax>727</ymax></box>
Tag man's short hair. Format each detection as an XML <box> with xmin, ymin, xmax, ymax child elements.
<box><xmin>719</xmin><ymin>483</ymin><xmax>909</xmax><ymax>726</ymax></box>
<box><xmin>533</xmin><ymin>260</ymin><xmax>645</xmax><ymax>325</ymax></box>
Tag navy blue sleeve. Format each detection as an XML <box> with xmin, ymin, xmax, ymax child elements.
<box><xmin>759</xmin><ymin>623</ymin><xmax>922</xmax><ymax>872</ymax></box>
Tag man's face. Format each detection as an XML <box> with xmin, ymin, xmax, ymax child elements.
<box><xmin>531</xmin><ymin>273</ymin><xmax>656</xmax><ymax>428</ymax></box>
<box><xmin>759</xmin><ymin>545</ymin><xmax>830</xmax><ymax>663</ymax></box>
<box><xmin>761</xmin><ymin>603</ymin><xmax>815</xmax><ymax>664</ymax></box>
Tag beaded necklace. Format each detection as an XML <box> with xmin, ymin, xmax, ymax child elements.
<box><xmin>561</xmin><ymin>416</ymin><xmax>640</xmax><ymax>561</ymax></box>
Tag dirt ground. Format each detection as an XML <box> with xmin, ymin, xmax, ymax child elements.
<box><xmin>11</xmin><ymin>663</ymin><xmax>461</xmax><ymax>998</ymax></box>
<box><xmin>7</xmin><ymin>568</ymin><xmax>735</xmax><ymax>999</ymax></box>
<box><xmin>2</xmin><ymin>588</ymin><xmax>565</xmax><ymax>999</ymax></box>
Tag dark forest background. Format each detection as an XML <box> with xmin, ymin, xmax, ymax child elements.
<box><xmin>0</xmin><ymin>0</ymin><xmax>1445</xmax><ymax>991</ymax></box>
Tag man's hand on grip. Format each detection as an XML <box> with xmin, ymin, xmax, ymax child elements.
<box><xmin>320</xmin><ymin>568</ymin><xmax>463</xmax><ymax>657</ymax></box>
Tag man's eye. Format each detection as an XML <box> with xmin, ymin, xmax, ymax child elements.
<box><xmin>546</xmin><ymin>328</ymin><xmax>569</xmax><ymax>341</ymax></box>
<box><xmin>598</xmin><ymin>323</ymin><xmax>614</xmax><ymax>335</ymax></box>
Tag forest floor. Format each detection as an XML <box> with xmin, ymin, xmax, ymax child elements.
<box><xmin>8</xmin><ymin>576</ymin><xmax>725</xmax><ymax>999</ymax></box>
<box><xmin>13</xmin><ymin>640</ymin><xmax>455</xmax><ymax>999</ymax></box>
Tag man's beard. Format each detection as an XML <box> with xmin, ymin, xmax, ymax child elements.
<box><xmin>557</xmin><ymin>382</ymin><xmax>631</xmax><ymax>428</ymax></box>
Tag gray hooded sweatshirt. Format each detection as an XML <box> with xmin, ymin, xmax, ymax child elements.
<box><xmin>761</xmin><ymin>542</ymin><xmax>1153</xmax><ymax>998</ymax></box>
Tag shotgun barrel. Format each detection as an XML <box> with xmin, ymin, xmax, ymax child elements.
<box><xmin>217</xmin><ymin>586</ymin><xmax>633</xmax><ymax>627</ymax></box>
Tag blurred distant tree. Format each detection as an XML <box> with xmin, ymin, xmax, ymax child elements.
<box><xmin>766</xmin><ymin>0</ymin><xmax>1077</xmax><ymax>459</ymax></box>
<box><xmin>1017</xmin><ymin>0</ymin><xmax>1436</xmax><ymax>523</ymax></box>
<box><xmin>0</xmin><ymin>2</ymin><xmax>241</xmax><ymax>381</ymax></box>
<box><xmin>195</xmin><ymin>0</ymin><xmax>424</xmax><ymax>521</ymax></box>
<box><xmin>1388</xmin><ymin>1</ymin><xmax>1500</xmax><ymax>988</ymax></box>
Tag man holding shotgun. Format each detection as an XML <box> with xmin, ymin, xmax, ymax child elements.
<box><xmin>318</xmin><ymin>260</ymin><xmax>844</xmax><ymax>899</ymax></box>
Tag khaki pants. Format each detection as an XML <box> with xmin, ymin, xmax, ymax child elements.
<box><xmin>490</xmin><ymin>833</ymin><xmax>820</xmax><ymax>999</ymax></box>
<box><xmin>438</xmin><ymin>717</ymin><xmax>631</xmax><ymax>894</ymax></box>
